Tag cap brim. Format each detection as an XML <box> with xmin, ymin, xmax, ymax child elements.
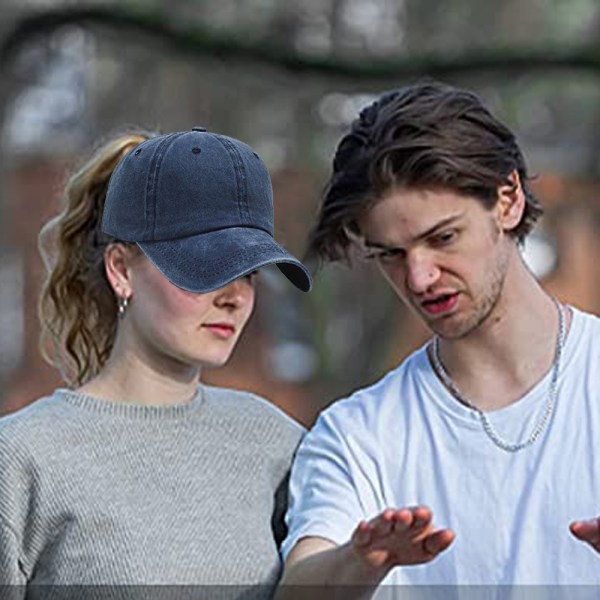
<box><xmin>137</xmin><ymin>227</ymin><xmax>312</xmax><ymax>293</ymax></box>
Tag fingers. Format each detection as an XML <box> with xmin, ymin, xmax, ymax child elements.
<box><xmin>372</xmin><ymin>509</ymin><xmax>395</xmax><ymax>537</ymax></box>
<box><xmin>412</xmin><ymin>505</ymin><xmax>433</xmax><ymax>529</ymax></box>
<box><xmin>423</xmin><ymin>528</ymin><xmax>455</xmax><ymax>557</ymax></box>
<box><xmin>352</xmin><ymin>505</ymin><xmax>453</xmax><ymax>559</ymax></box>
<box><xmin>364</xmin><ymin>506</ymin><xmax>432</xmax><ymax>533</ymax></box>
<box><xmin>393</xmin><ymin>506</ymin><xmax>433</xmax><ymax>535</ymax></box>
<box><xmin>570</xmin><ymin>517</ymin><xmax>600</xmax><ymax>551</ymax></box>
<box><xmin>352</xmin><ymin>509</ymin><xmax>396</xmax><ymax>547</ymax></box>
<box><xmin>352</xmin><ymin>508</ymin><xmax>410</xmax><ymax>548</ymax></box>
<box><xmin>353</xmin><ymin>520</ymin><xmax>372</xmax><ymax>548</ymax></box>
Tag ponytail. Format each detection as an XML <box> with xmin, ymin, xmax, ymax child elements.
<box><xmin>38</xmin><ymin>131</ymin><xmax>153</xmax><ymax>386</ymax></box>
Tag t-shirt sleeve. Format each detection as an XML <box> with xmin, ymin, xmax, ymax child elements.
<box><xmin>280</xmin><ymin>412</ymin><xmax>365</xmax><ymax>559</ymax></box>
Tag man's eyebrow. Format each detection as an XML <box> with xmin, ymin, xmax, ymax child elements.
<box><xmin>364</xmin><ymin>214</ymin><xmax>464</xmax><ymax>249</ymax></box>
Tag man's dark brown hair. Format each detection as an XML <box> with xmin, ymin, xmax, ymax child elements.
<box><xmin>307</xmin><ymin>81</ymin><xmax>542</xmax><ymax>263</ymax></box>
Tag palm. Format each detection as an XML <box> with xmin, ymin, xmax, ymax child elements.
<box><xmin>352</xmin><ymin>506</ymin><xmax>455</xmax><ymax>569</ymax></box>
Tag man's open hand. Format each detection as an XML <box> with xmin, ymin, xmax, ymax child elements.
<box><xmin>350</xmin><ymin>506</ymin><xmax>455</xmax><ymax>571</ymax></box>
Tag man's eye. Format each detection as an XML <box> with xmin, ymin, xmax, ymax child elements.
<box><xmin>432</xmin><ymin>231</ymin><xmax>456</xmax><ymax>246</ymax></box>
<box><xmin>365</xmin><ymin>248</ymin><xmax>404</xmax><ymax>263</ymax></box>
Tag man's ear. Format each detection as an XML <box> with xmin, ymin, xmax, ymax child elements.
<box><xmin>496</xmin><ymin>170</ymin><xmax>526</xmax><ymax>234</ymax></box>
<box><xmin>104</xmin><ymin>243</ymin><xmax>134</xmax><ymax>299</ymax></box>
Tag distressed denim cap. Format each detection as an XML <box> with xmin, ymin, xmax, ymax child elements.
<box><xmin>102</xmin><ymin>128</ymin><xmax>312</xmax><ymax>292</ymax></box>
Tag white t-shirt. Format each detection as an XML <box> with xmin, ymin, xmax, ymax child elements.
<box><xmin>283</xmin><ymin>307</ymin><xmax>600</xmax><ymax>585</ymax></box>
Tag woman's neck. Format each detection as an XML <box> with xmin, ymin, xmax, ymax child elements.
<box><xmin>78</xmin><ymin>338</ymin><xmax>201</xmax><ymax>407</ymax></box>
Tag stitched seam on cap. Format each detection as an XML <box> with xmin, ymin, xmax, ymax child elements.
<box><xmin>148</xmin><ymin>242</ymin><xmax>285</xmax><ymax>275</ymax></box>
<box><xmin>142</xmin><ymin>224</ymin><xmax>272</xmax><ymax>242</ymax></box>
<box><xmin>217</xmin><ymin>136</ymin><xmax>250</xmax><ymax>223</ymax></box>
<box><xmin>146</xmin><ymin>133</ymin><xmax>181</xmax><ymax>240</ymax></box>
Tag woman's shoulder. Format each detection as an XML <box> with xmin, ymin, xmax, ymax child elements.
<box><xmin>0</xmin><ymin>391</ymin><xmax>76</xmax><ymax>477</ymax></box>
<box><xmin>0</xmin><ymin>391</ymin><xmax>70</xmax><ymax>440</ymax></box>
<box><xmin>200</xmin><ymin>384</ymin><xmax>305</xmax><ymax>448</ymax></box>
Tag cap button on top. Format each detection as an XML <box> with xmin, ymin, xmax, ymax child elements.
<box><xmin>192</xmin><ymin>127</ymin><xmax>207</xmax><ymax>132</ymax></box>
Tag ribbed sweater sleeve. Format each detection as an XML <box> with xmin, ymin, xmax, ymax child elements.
<box><xmin>0</xmin><ymin>516</ymin><xmax>26</xmax><ymax>586</ymax></box>
<box><xmin>0</xmin><ymin>426</ymin><xmax>29</xmax><ymax>588</ymax></box>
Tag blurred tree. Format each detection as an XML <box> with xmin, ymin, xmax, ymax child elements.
<box><xmin>3</xmin><ymin>0</ymin><xmax>600</xmax><ymax>420</ymax></box>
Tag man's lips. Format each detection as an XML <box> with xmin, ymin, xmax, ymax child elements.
<box><xmin>419</xmin><ymin>292</ymin><xmax>459</xmax><ymax>315</ymax></box>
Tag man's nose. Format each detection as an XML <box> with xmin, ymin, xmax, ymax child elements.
<box><xmin>405</xmin><ymin>252</ymin><xmax>440</xmax><ymax>294</ymax></box>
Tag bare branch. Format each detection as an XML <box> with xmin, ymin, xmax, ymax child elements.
<box><xmin>2</xmin><ymin>6</ymin><xmax>600</xmax><ymax>82</ymax></box>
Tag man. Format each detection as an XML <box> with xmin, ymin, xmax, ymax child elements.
<box><xmin>277</xmin><ymin>82</ymin><xmax>600</xmax><ymax>595</ymax></box>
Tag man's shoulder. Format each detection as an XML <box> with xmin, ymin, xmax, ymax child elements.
<box><xmin>572</xmin><ymin>306</ymin><xmax>600</xmax><ymax>329</ymax></box>
<box><xmin>565</xmin><ymin>306</ymin><xmax>600</xmax><ymax>353</ymax></box>
<box><xmin>318</xmin><ymin>344</ymin><xmax>429</xmax><ymax>425</ymax></box>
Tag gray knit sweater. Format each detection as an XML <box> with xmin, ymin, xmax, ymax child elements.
<box><xmin>0</xmin><ymin>384</ymin><xmax>303</xmax><ymax>594</ymax></box>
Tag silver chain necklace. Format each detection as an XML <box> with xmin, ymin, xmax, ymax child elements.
<box><xmin>430</xmin><ymin>299</ymin><xmax>566</xmax><ymax>452</ymax></box>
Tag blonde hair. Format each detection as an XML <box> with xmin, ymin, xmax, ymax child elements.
<box><xmin>38</xmin><ymin>131</ymin><xmax>153</xmax><ymax>386</ymax></box>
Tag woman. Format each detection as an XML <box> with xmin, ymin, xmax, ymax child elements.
<box><xmin>0</xmin><ymin>128</ymin><xmax>311</xmax><ymax>593</ymax></box>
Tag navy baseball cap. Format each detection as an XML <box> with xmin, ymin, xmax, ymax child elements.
<box><xmin>102</xmin><ymin>128</ymin><xmax>312</xmax><ymax>292</ymax></box>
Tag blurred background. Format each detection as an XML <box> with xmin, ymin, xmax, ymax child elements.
<box><xmin>2</xmin><ymin>0</ymin><xmax>600</xmax><ymax>426</ymax></box>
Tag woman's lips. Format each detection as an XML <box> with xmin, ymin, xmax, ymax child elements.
<box><xmin>202</xmin><ymin>323</ymin><xmax>236</xmax><ymax>339</ymax></box>
<box><xmin>421</xmin><ymin>293</ymin><xmax>459</xmax><ymax>315</ymax></box>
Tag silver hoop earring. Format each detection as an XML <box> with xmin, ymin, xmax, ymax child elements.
<box><xmin>117</xmin><ymin>296</ymin><xmax>129</xmax><ymax>318</ymax></box>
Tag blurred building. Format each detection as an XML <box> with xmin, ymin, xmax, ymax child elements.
<box><xmin>3</xmin><ymin>0</ymin><xmax>600</xmax><ymax>426</ymax></box>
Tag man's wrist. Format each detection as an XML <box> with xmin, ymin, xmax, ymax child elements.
<box><xmin>344</xmin><ymin>541</ymin><xmax>392</xmax><ymax>585</ymax></box>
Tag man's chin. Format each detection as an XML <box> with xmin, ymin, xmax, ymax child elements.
<box><xmin>423</xmin><ymin>313</ymin><xmax>472</xmax><ymax>340</ymax></box>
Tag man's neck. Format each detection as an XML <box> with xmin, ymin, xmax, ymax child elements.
<box><xmin>434</xmin><ymin>260</ymin><xmax>570</xmax><ymax>412</ymax></box>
